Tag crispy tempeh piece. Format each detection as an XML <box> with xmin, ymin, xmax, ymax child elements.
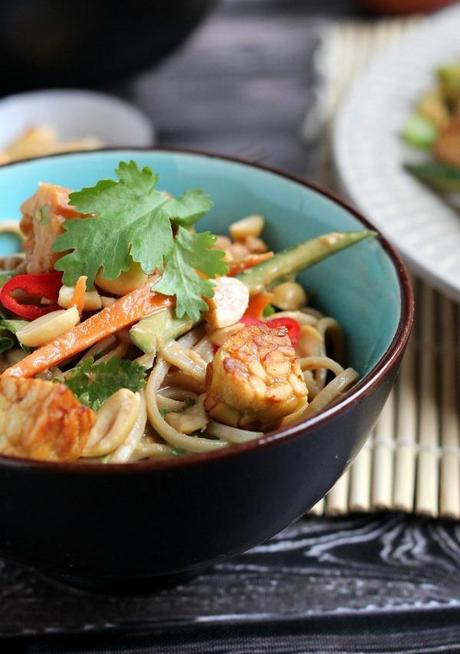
<box><xmin>0</xmin><ymin>377</ymin><xmax>95</xmax><ymax>461</ymax></box>
<box><xmin>205</xmin><ymin>324</ymin><xmax>308</xmax><ymax>430</ymax></box>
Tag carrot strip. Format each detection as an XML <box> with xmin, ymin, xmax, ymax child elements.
<box><xmin>245</xmin><ymin>292</ymin><xmax>273</xmax><ymax>319</ymax></box>
<box><xmin>3</xmin><ymin>283</ymin><xmax>172</xmax><ymax>378</ymax></box>
<box><xmin>228</xmin><ymin>252</ymin><xmax>273</xmax><ymax>276</ymax></box>
<box><xmin>70</xmin><ymin>276</ymin><xmax>87</xmax><ymax>315</ymax></box>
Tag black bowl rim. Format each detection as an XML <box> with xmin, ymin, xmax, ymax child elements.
<box><xmin>0</xmin><ymin>146</ymin><xmax>414</xmax><ymax>474</ymax></box>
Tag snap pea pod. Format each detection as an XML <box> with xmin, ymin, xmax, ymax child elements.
<box><xmin>404</xmin><ymin>162</ymin><xmax>460</xmax><ymax>193</ymax></box>
<box><xmin>236</xmin><ymin>230</ymin><xmax>375</xmax><ymax>293</ymax></box>
<box><xmin>130</xmin><ymin>230</ymin><xmax>376</xmax><ymax>353</ymax></box>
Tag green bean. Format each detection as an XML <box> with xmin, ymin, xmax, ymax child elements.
<box><xmin>404</xmin><ymin>162</ymin><xmax>460</xmax><ymax>193</ymax></box>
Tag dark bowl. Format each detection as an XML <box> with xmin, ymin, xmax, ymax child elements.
<box><xmin>0</xmin><ymin>148</ymin><xmax>414</xmax><ymax>591</ymax></box>
<box><xmin>0</xmin><ymin>0</ymin><xmax>215</xmax><ymax>95</ymax></box>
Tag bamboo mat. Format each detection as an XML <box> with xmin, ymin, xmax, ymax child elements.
<box><xmin>306</xmin><ymin>18</ymin><xmax>460</xmax><ymax>519</ymax></box>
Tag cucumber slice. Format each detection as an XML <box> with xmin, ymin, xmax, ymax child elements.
<box><xmin>401</xmin><ymin>114</ymin><xmax>438</xmax><ymax>150</ymax></box>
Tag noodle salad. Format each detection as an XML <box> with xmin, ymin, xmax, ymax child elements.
<box><xmin>0</xmin><ymin>161</ymin><xmax>374</xmax><ymax>462</ymax></box>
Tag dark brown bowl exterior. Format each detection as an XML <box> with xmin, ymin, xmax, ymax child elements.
<box><xmin>0</xmin><ymin>0</ymin><xmax>215</xmax><ymax>94</ymax></box>
<box><xmin>0</xmin><ymin>152</ymin><xmax>413</xmax><ymax>590</ymax></box>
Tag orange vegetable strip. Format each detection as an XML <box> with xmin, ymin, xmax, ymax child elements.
<box><xmin>70</xmin><ymin>276</ymin><xmax>87</xmax><ymax>314</ymax></box>
<box><xmin>245</xmin><ymin>291</ymin><xmax>273</xmax><ymax>319</ymax></box>
<box><xmin>228</xmin><ymin>252</ymin><xmax>273</xmax><ymax>276</ymax></box>
<box><xmin>3</xmin><ymin>283</ymin><xmax>172</xmax><ymax>378</ymax></box>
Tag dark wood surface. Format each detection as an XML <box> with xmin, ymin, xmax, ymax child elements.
<box><xmin>123</xmin><ymin>0</ymin><xmax>360</xmax><ymax>174</ymax></box>
<box><xmin>3</xmin><ymin>517</ymin><xmax>460</xmax><ymax>651</ymax></box>
<box><xmin>3</xmin><ymin>1</ymin><xmax>460</xmax><ymax>652</ymax></box>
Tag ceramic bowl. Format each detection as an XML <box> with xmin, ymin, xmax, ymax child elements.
<box><xmin>0</xmin><ymin>149</ymin><xmax>413</xmax><ymax>591</ymax></box>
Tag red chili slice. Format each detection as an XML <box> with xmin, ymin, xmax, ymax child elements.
<box><xmin>0</xmin><ymin>272</ymin><xmax>63</xmax><ymax>320</ymax></box>
<box><xmin>240</xmin><ymin>315</ymin><xmax>264</xmax><ymax>327</ymax></box>
<box><xmin>265</xmin><ymin>317</ymin><xmax>300</xmax><ymax>347</ymax></box>
<box><xmin>239</xmin><ymin>314</ymin><xmax>301</xmax><ymax>347</ymax></box>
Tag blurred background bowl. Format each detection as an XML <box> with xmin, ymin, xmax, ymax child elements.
<box><xmin>0</xmin><ymin>0</ymin><xmax>216</xmax><ymax>95</ymax></box>
<box><xmin>0</xmin><ymin>90</ymin><xmax>154</xmax><ymax>151</ymax></box>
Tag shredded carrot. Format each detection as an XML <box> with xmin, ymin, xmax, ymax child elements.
<box><xmin>245</xmin><ymin>292</ymin><xmax>273</xmax><ymax>319</ymax></box>
<box><xmin>3</xmin><ymin>283</ymin><xmax>173</xmax><ymax>379</ymax></box>
<box><xmin>228</xmin><ymin>252</ymin><xmax>274</xmax><ymax>276</ymax></box>
<box><xmin>70</xmin><ymin>276</ymin><xmax>87</xmax><ymax>315</ymax></box>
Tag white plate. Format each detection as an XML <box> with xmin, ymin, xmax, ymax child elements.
<box><xmin>334</xmin><ymin>5</ymin><xmax>460</xmax><ymax>301</ymax></box>
<box><xmin>0</xmin><ymin>89</ymin><xmax>154</xmax><ymax>150</ymax></box>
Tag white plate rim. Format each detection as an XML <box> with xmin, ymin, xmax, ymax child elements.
<box><xmin>0</xmin><ymin>88</ymin><xmax>154</xmax><ymax>148</ymax></box>
<box><xmin>333</xmin><ymin>4</ymin><xmax>460</xmax><ymax>302</ymax></box>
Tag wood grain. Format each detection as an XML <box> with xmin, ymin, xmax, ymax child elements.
<box><xmin>1</xmin><ymin>516</ymin><xmax>460</xmax><ymax>650</ymax></box>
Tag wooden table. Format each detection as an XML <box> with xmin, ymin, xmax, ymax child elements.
<box><xmin>3</xmin><ymin>1</ymin><xmax>460</xmax><ymax>651</ymax></box>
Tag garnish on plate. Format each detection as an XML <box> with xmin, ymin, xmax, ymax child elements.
<box><xmin>402</xmin><ymin>61</ymin><xmax>460</xmax><ymax>194</ymax></box>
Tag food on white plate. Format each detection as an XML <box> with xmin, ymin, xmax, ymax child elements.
<box><xmin>402</xmin><ymin>60</ymin><xmax>460</xmax><ymax>192</ymax></box>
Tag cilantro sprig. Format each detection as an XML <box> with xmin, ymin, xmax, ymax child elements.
<box><xmin>53</xmin><ymin>161</ymin><xmax>227</xmax><ymax>321</ymax></box>
<box><xmin>63</xmin><ymin>356</ymin><xmax>146</xmax><ymax>411</ymax></box>
<box><xmin>154</xmin><ymin>228</ymin><xmax>224</xmax><ymax>321</ymax></box>
<box><xmin>0</xmin><ymin>313</ymin><xmax>29</xmax><ymax>354</ymax></box>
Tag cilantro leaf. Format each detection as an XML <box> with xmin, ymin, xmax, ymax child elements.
<box><xmin>69</xmin><ymin>161</ymin><xmax>162</xmax><ymax>219</ymax></box>
<box><xmin>53</xmin><ymin>160</ymin><xmax>224</xmax><ymax>321</ymax></box>
<box><xmin>161</xmin><ymin>189</ymin><xmax>213</xmax><ymax>227</ymax></box>
<box><xmin>127</xmin><ymin>206</ymin><xmax>173</xmax><ymax>276</ymax></box>
<box><xmin>64</xmin><ymin>356</ymin><xmax>146</xmax><ymax>411</ymax></box>
<box><xmin>154</xmin><ymin>227</ymin><xmax>228</xmax><ymax>322</ymax></box>
<box><xmin>54</xmin><ymin>161</ymin><xmax>169</xmax><ymax>285</ymax></box>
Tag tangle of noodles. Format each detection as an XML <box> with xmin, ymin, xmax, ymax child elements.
<box><xmin>158</xmin><ymin>387</ymin><xmax>199</xmax><ymax>401</ymax></box>
<box><xmin>299</xmin><ymin>368</ymin><xmax>359</xmax><ymax>420</ymax></box>
<box><xmin>160</xmin><ymin>340</ymin><xmax>207</xmax><ymax>383</ymax></box>
<box><xmin>145</xmin><ymin>357</ymin><xmax>227</xmax><ymax>453</ymax></box>
<box><xmin>207</xmin><ymin>422</ymin><xmax>263</xmax><ymax>443</ymax></box>
<box><xmin>130</xmin><ymin>440</ymin><xmax>173</xmax><ymax>461</ymax></box>
<box><xmin>156</xmin><ymin>395</ymin><xmax>187</xmax><ymax>412</ymax></box>
<box><xmin>299</xmin><ymin>356</ymin><xmax>344</xmax><ymax>377</ymax></box>
<box><xmin>83</xmin><ymin>390</ymin><xmax>141</xmax><ymax>457</ymax></box>
<box><xmin>134</xmin><ymin>351</ymin><xmax>156</xmax><ymax>371</ymax></box>
<box><xmin>0</xmin><ymin>296</ymin><xmax>360</xmax><ymax>460</ymax></box>
<box><xmin>106</xmin><ymin>391</ymin><xmax>148</xmax><ymax>463</ymax></box>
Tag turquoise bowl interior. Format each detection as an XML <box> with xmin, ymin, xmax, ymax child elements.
<box><xmin>0</xmin><ymin>149</ymin><xmax>401</xmax><ymax>378</ymax></box>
